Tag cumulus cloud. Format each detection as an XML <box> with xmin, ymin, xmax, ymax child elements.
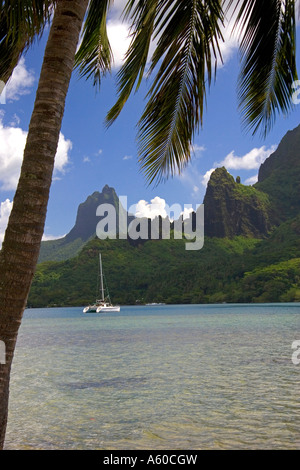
<box><xmin>42</xmin><ymin>232</ymin><xmax>66</xmax><ymax>241</ymax></box>
<box><xmin>244</xmin><ymin>174</ymin><xmax>259</xmax><ymax>186</ymax></box>
<box><xmin>219</xmin><ymin>145</ymin><xmax>277</xmax><ymax>171</ymax></box>
<box><xmin>180</xmin><ymin>207</ymin><xmax>195</xmax><ymax>220</ymax></box>
<box><xmin>134</xmin><ymin>197</ymin><xmax>169</xmax><ymax>220</ymax></box>
<box><xmin>107</xmin><ymin>20</ymin><xmax>131</xmax><ymax>68</ymax></box>
<box><xmin>199</xmin><ymin>145</ymin><xmax>276</xmax><ymax>188</ymax></box>
<box><xmin>133</xmin><ymin>196</ymin><xmax>196</xmax><ymax>221</ymax></box>
<box><xmin>54</xmin><ymin>134</ymin><xmax>72</xmax><ymax>174</ymax></box>
<box><xmin>0</xmin><ymin>117</ymin><xmax>72</xmax><ymax>191</ymax></box>
<box><xmin>5</xmin><ymin>57</ymin><xmax>35</xmax><ymax>101</ymax></box>
<box><xmin>201</xmin><ymin>168</ymin><xmax>216</xmax><ymax>187</ymax></box>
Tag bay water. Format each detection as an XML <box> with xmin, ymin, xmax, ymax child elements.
<box><xmin>4</xmin><ymin>303</ymin><xmax>300</xmax><ymax>450</ymax></box>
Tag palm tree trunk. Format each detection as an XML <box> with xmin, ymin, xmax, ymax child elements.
<box><xmin>0</xmin><ymin>0</ymin><xmax>89</xmax><ymax>449</ymax></box>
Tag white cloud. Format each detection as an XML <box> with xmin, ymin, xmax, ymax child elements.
<box><xmin>0</xmin><ymin>117</ymin><xmax>72</xmax><ymax>191</ymax></box>
<box><xmin>123</xmin><ymin>155</ymin><xmax>132</xmax><ymax>160</ymax></box>
<box><xmin>5</xmin><ymin>57</ymin><xmax>35</xmax><ymax>101</ymax></box>
<box><xmin>107</xmin><ymin>20</ymin><xmax>131</xmax><ymax>68</ymax></box>
<box><xmin>134</xmin><ymin>197</ymin><xmax>169</xmax><ymax>220</ymax></box>
<box><xmin>180</xmin><ymin>207</ymin><xmax>194</xmax><ymax>220</ymax></box>
<box><xmin>220</xmin><ymin>145</ymin><xmax>277</xmax><ymax>171</ymax></box>
<box><xmin>0</xmin><ymin>198</ymin><xmax>13</xmax><ymax>247</ymax></box>
<box><xmin>42</xmin><ymin>232</ymin><xmax>66</xmax><ymax>241</ymax></box>
<box><xmin>133</xmin><ymin>197</ymin><xmax>197</xmax><ymax>222</ymax></box>
<box><xmin>0</xmin><ymin>123</ymin><xmax>28</xmax><ymax>190</ymax></box>
<box><xmin>198</xmin><ymin>144</ymin><xmax>277</xmax><ymax>189</ymax></box>
<box><xmin>244</xmin><ymin>174</ymin><xmax>259</xmax><ymax>186</ymax></box>
<box><xmin>201</xmin><ymin>168</ymin><xmax>216</xmax><ymax>187</ymax></box>
<box><xmin>54</xmin><ymin>134</ymin><xmax>72</xmax><ymax>175</ymax></box>
<box><xmin>198</xmin><ymin>145</ymin><xmax>276</xmax><ymax>189</ymax></box>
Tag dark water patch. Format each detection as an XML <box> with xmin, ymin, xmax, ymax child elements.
<box><xmin>64</xmin><ymin>375</ymin><xmax>148</xmax><ymax>390</ymax></box>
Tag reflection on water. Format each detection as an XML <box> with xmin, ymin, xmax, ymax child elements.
<box><xmin>4</xmin><ymin>303</ymin><xmax>300</xmax><ymax>450</ymax></box>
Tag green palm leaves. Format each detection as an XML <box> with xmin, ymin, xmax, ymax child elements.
<box><xmin>74</xmin><ymin>0</ymin><xmax>113</xmax><ymax>88</ymax></box>
<box><xmin>104</xmin><ymin>0</ymin><xmax>298</xmax><ymax>184</ymax></box>
<box><xmin>1</xmin><ymin>1</ymin><xmax>298</xmax><ymax>184</ymax></box>
<box><xmin>0</xmin><ymin>0</ymin><xmax>54</xmax><ymax>82</ymax></box>
<box><xmin>229</xmin><ymin>0</ymin><xmax>298</xmax><ymax>136</ymax></box>
<box><xmin>107</xmin><ymin>0</ymin><xmax>224</xmax><ymax>184</ymax></box>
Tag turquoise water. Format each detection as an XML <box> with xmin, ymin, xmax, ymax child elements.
<box><xmin>4</xmin><ymin>303</ymin><xmax>300</xmax><ymax>450</ymax></box>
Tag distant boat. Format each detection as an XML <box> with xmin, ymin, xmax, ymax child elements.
<box><xmin>145</xmin><ymin>302</ymin><xmax>165</xmax><ymax>306</ymax></box>
<box><xmin>83</xmin><ymin>253</ymin><xmax>120</xmax><ymax>313</ymax></box>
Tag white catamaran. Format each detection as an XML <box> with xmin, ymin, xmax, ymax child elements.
<box><xmin>83</xmin><ymin>253</ymin><xmax>120</xmax><ymax>313</ymax></box>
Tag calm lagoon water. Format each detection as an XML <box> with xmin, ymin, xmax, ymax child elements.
<box><xmin>4</xmin><ymin>303</ymin><xmax>300</xmax><ymax>450</ymax></box>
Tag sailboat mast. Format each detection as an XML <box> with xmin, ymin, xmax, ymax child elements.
<box><xmin>99</xmin><ymin>253</ymin><xmax>104</xmax><ymax>301</ymax></box>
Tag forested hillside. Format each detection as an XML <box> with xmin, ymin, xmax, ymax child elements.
<box><xmin>29</xmin><ymin>124</ymin><xmax>300</xmax><ymax>307</ymax></box>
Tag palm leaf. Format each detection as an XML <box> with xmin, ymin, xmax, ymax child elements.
<box><xmin>106</xmin><ymin>0</ymin><xmax>159</xmax><ymax>126</ymax></box>
<box><xmin>137</xmin><ymin>0</ymin><xmax>224</xmax><ymax>184</ymax></box>
<box><xmin>74</xmin><ymin>0</ymin><xmax>112</xmax><ymax>88</ymax></box>
<box><xmin>0</xmin><ymin>0</ymin><xmax>55</xmax><ymax>82</ymax></box>
<box><xmin>228</xmin><ymin>0</ymin><xmax>298</xmax><ymax>136</ymax></box>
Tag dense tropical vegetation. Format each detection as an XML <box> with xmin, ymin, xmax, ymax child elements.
<box><xmin>27</xmin><ymin>212</ymin><xmax>300</xmax><ymax>308</ymax></box>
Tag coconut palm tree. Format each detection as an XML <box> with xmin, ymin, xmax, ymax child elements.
<box><xmin>0</xmin><ymin>0</ymin><xmax>91</xmax><ymax>449</ymax></box>
<box><xmin>0</xmin><ymin>0</ymin><xmax>298</xmax><ymax>449</ymax></box>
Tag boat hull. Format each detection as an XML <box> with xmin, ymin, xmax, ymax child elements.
<box><xmin>83</xmin><ymin>305</ymin><xmax>99</xmax><ymax>313</ymax></box>
<box><xmin>83</xmin><ymin>304</ymin><xmax>120</xmax><ymax>313</ymax></box>
<box><xmin>96</xmin><ymin>306</ymin><xmax>120</xmax><ymax>313</ymax></box>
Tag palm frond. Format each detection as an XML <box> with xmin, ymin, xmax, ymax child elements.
<box><xmin>228</xmin><ymin>0</ymin><xmax>298</xmax><ymax>136</ymax></box>
<box><xmin>137</xmin><ymin>0</ymin><xmax>224</xmax><ymax>184</ymax></box>
<box><xmin>74</xmin><ymin>0</ymin><xmax>112</xmax><ymax>88</ymax></box>
<box><xmin>106</xmin><ymin>0</ymin><xmax>159</xmax><ymax>126</ymax></box>
<box><xmin>0</xmin><ymin>0</ymin><xmax>55</xmax><ymax>82</ymax></box>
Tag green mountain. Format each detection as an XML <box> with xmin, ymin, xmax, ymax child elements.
<box><xmin>256</xmin><ymin>123</ymin><xmax>300</xmax><ymax>222</ymax></box>
<box><xmin>38</xmin><ymin>184</ymin><xmax>132</xmax><ymax>262</ymax></box>
<box><xmin>29</xmin><ymin>124</ymin><xmax>300</xmax><ymax>307</ymax></box>
<box><xmin>203</xmin><ymin>167</ymin><xmax>272</xmax><ymax>238</ymax></box>
<box><xmin>28</xmin><ymin>215</ymin><xmax>300</xmax><ymax>307</ymax></box>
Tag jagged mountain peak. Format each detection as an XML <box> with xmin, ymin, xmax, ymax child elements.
<box><xmin>256</xmin><ymin>123</ymin><xmax>300</xmax><ymax>221</ymax></box>
<box><xmin>203</xmin><ymin>167</ymin><xmax>272</xmax><ymax>238</ymax></box>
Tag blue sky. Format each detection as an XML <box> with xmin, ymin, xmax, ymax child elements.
<box><xmin>0</xmin><ymin>1</ymin><xmax>300</xmax><ymax>244</ymax></box>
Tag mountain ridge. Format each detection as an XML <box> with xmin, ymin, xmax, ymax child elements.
<box><xmin>31</xmin><ymin>123</ymin><xmax>300</xmax><ymax>306</ymax></box>
<box><xmin>38</xmin><ymin>123</ymin><xmax>300</xmax><ymax>262</ymax></box>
